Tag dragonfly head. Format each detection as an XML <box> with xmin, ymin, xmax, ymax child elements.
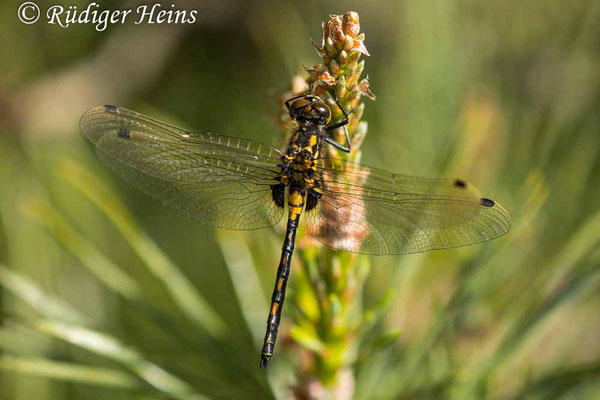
<box><xmin>288</xmin><ymin>95</ymin><xmax>331</xmax><ymax>125</ymax></box>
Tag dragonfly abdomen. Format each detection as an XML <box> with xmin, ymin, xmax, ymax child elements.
<box><xmin>260</xmin><ymin>189</ymin><xmax>305</xmax><ymax>368</ymax></box>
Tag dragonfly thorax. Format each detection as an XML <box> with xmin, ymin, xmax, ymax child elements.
<box><xmin>281</xmin><ymin>128</ymin><xmax>320</xmax><ymax>189</ymax></box>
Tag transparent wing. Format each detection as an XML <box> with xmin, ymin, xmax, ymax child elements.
<box><xmin>80</xmin><ymin>105</ymin><xmax>285</xmax><ymax>230</ymax></box>
<box><xmin>305</xmin><ymin>158</ymin><xmax>511</xmax><ymax>255</ymax></box>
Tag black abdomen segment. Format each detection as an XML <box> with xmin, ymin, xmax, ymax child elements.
<box><xmin>260</xmin><ymin>192</ymin><xmax>304</xmax><ymax>368</ymax></box>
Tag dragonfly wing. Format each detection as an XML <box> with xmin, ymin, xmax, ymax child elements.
<box><xmin>80</xmin><ymin>105</ymin><xmax>285</xmax><ymax>230</ymax></box>
<box><xmin>305</xmin><ymin>158</ymin><xmax>511</xmax><ymax>255</ymax></box>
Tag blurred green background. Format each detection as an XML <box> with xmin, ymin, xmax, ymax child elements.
<box><xmin>1</xmin><ymin>0</ymin><xmax>600</xmax><ymax>399</ymax></box>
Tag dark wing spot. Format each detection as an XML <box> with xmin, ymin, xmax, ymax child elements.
<box><xmin>480</xmin><ymin>198</ymin><xmax>495</xmax><ymax>207</ymax></box>
<box><xmin>117</xmin><ymin>128</ymin><xmax>130</xmax><ymax>138</ymax></box>
<box><xmin>104</xmin><ymin>105</ymin><xmax>119</xmax><ymax>114</ymax></box>
<box><xmin>306</xmin><ymin>189</ymin><xmax>322</xmax><ymax>212</ymax></box>
<box><xmin>271</xmin><ymin>184</ymin><xmax>285</xmax><ymax>209</ymax></box>
<box><xmin>454</xmin><ymin>179</ymin><xmax>467</xmax><ymax>188</ymax></box>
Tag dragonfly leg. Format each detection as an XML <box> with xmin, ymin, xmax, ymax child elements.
<box><xmin>324</xmin><ymin>132</ymin><xmax>351</xmax><ymax>153</ymax></box>
<box><xmin>285</xmin><ymin>93</ymin><xmax>310</xmax><ymax>110</ymax></box>
<box><xmin>325</xmin><ymin>96</ymin><xmax>351</xmax><ymax>153</ymax></box>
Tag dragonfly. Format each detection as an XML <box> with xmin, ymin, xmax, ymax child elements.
<box><xmin>80</xmin><ymin>94</ymin><xmax>511</xmax><ymax>368</ymax></box>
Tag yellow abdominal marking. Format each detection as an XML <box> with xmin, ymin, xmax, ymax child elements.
<box><xmin>270</xmin><ymin>302</ymin><xmax>280</xmax><ymax>315</ymax></box>
<box><xmin>288</xmin><ymin>190</ymin><xmax>304</xmax><ymax>219</ymax></box>
<box><xmin>289</xmin><ymin>191</ymin><xmax>303</xmax><ymax>204</ymax></box>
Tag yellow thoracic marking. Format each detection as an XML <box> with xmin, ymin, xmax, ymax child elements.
<box><xmin>309</xmin><ymin>134</ymin><xmax>318</xmax><ymax>147</ymax></box>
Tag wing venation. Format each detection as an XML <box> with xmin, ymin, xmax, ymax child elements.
<box><xmin>305</xmin><ymin>158</ymin><xmax>511</xmax><ymax>255</ymax></box>
<box><xmin>80</xmin><ymin>105</ymin><xmax>285</xmax><ymax>230</ymax></box>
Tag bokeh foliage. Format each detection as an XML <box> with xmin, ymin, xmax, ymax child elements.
<box><xmin>1</xmin><ymin>0</ymin><xmax>600</xmax><ymax>399</ymax></box>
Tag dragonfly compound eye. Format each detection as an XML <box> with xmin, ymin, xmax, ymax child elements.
<box><xmin>289</xmin><ymin>97</ymin><xmax>331</xmax><ymax>123</ymax></box>
<box><xmin>312</xmin><ymin>101</ymin><xmax>331</xmax><ymax>123</ymax></box>
<box><xmin>289</xmin><ymin>98</ymin><xmax>311</xmax><ymax>119</ymax></box>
